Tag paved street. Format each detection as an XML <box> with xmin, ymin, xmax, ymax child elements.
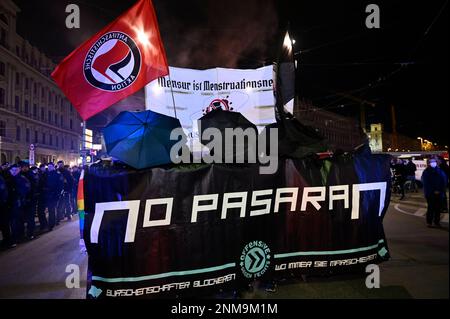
<box><xmin>0</xmin><ymin>192</ymin><xmax>448</xmax><ymax>299</ymax></box>
<box><xmin>0</xmin><ymin>217</ymin><xmax>88</xmax><ymax>299</ymax></box>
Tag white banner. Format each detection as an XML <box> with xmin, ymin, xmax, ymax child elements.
<box><xmin>145</xmin><ymin>66</ymin><xmax>293</xmax><ymax>140</ymax></box>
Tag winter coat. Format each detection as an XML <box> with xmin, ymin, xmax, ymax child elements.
<box><xmin>421</xmin><ymin>167</ymin><xmax>448</xmax><ymax>198</ymax></box>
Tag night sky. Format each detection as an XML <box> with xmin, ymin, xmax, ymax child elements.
<box><xmin>14</xmin><ymin>0</ymin><xmax>449</xmax><ymax>146</ymax></box>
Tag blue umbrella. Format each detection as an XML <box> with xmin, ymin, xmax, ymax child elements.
<box><xmin>103</xmin><ymin>110</ymin><xmax>185</xmax><ymax>169</ymax></box>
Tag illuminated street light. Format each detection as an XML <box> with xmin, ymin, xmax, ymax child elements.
<box><xmin>417</xmin><ymin>137</ymin><xmax>423</xmax><ymax>150</ymax></box>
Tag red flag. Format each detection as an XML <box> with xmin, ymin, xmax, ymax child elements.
<box><xmin>52</xmin><ymin>0</ymin><xmax>168</xmax><ymax>120</ymax></box>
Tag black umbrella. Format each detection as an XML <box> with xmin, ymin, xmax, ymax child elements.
<box><xmin>198</xmin><ymin>108</ymin><xmax>258</xmax><ymax>163</ymax></box>
<box><xmin>260</xmin><ymin>116</ymin><xmax>329</xmax><ymax>159</ymax></box>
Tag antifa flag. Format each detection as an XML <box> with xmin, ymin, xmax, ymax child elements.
<box><xmin>83</xmin><ymin>150</ymin><xmax>391</xmax><ymax>299</ymax></box>
<box><xmin>52</xmin><ymin>0</ymin><xmax>169</xmax><ymax>120</ymax></box>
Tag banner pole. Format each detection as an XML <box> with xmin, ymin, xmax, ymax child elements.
<box><xmin>167</xmin><ymin>70</ymin><xmax>177</xmax><ymax>119</ymax></box>
<box><xmin>82</xmin><ymin>121</ymin><xmax>86</xmax><ymax>166</ymax></box>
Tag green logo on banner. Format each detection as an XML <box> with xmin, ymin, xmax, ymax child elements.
<box><xmin>240</xmin><ymin>241</ymin><xmax>271</xmax><ymax>279</ymax></box>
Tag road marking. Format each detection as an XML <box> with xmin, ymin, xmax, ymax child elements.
<box><xmin>393</xmin><ymin>203</ymin><xmax>448</xmax><ymax>223</ymax></box>
<box><xmin>414</xmin><ymin>208</ymin><xmax>427</xmax><ymax>216</ymax></box>
<box><xmin>394</xmin><ymin>204</ymin><xmax>416</xmax><ymax>216</ymax></box>
<box><xmin>391</xmin><ymin>199</ymin><xmax>426</xmax><ymax>207</ymax></box>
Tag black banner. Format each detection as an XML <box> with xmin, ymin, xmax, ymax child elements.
<box><xmin>83</xmin><ymin>152</ymin><xmax>391</xmax><ymax>299</ymax></box>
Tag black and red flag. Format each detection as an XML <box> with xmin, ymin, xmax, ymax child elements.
<box><xmin>274</xmin><ymin>30</ymin><xmax>296</xmax><ymax>122</ymax></box>
<box><xmin>52</xmin><ymin>0</ymin><xmax>169</xmax><ymax>120</ymax></box>
<box><xmin>270</xmin><ymin>29</ymin><xmax>328</xmax><ymax>158</ymax></box>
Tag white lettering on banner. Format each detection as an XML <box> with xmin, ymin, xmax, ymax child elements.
<box><xmin>221</xmin><ymin>192</ymin><xmax>247</xmax><ymax>219</ymax></box>
<box><xmin>330</xmin><ymin>253</ymin><xmax>377</xmax><ymax>266</ymax></box>
<box><xmin>143</xmin><ymin>198</ymin><xmax>173</xmax><ymax>227</ymax></box>
<box><xmin>106</xmin><ymin>281</ymin><xmax>191</xmax><ymax>297</ymax></box>
<box><xmin>91</xmin><ymin>200</ymin><xmax>140</xmax><ymax>243</ymax></box>
<box><xmin>89</xmin><ymin>182</ymin><xmax>387</xmax><ymax>243</ymax></box>
<box><xmin>191</xmin><ymin>194</ymin><xmax>219</xmax><ymax>223</ymax></box>
<box><xmin>104</xmin><ymin>273</ymin><xmax>236</xmax><ymax>297</ymax></box>
<box><xmin>249</xmin><ymin>189</ymin><xmax>273</xmax><ymax>216</ymax></box>
<box><xmin>300</xmin><ymin>187</ymin><xmax>326</xmax><ymax>211</ymax></box>
<box><xmin>329</xmin><ymin>185</ymin><xmax>349</xmax><ymax>210</ymax></box>
<box><xmin>351</xmin><ymin>182</ymin><xmax>386</xmax><ymax>219</ymax></box>
<box><xmin>275</xmin><ymin>254</ymin><xmax>377</xmax><ymax>271</ymax></box>
<box><xmin>274</xmin><ymin>188</ymin><xmax>298</xmax><ymax>212</ymax></box>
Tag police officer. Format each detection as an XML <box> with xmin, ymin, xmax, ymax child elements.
<box><xmin>0</xmin><ymin>173</ymin><xmax>13</xmax><ymax>249</ymax></box>
<box><xmin>7</xmin><ymin>164</ymin><xmax>30</xmax><ymax>244</ymax></box>
<box><xmin>1</xmin><ymin>162</ymin><xmax>9</xmax><ymax>174</ymax></box>
<box><xmin>24</xmin><ymin>165</ymin><xmax>40</xmax><ymax>239</ymax></box>
<box><xmin>57</xmin><ymin>161</ymin><xmax>74</xmax><ymax>221</ymax></box>
<box><xmin>18</xmin><ymin>161</ymin><xmax>35</xmax><ymax>239</ymax></box>
<box><xmin>36</xmin><ymin>163</ymin><xmax>48</xmax><ymax>231</ymax></box>
<box><xmin>45</xmin><ymin>162</ymin><xmax>63</xmax><ymax>230</ymax></box>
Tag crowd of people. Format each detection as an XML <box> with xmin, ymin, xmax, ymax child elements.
<box><xmin>0</xmin><ymin>161</ymin><xmax>82</xmax><ymax>250</ymax></box>
<box><xmin>391</xmin><ymin>156</ymin><xmax>449</xmax><ymax>228</ymax></box>
<box><xmin>390</xmin><ymin>158</ymin><xmax>420</xmax><ymax>199</ymax></box>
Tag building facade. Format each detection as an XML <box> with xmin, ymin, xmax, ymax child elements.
<box><xmin>367</xmin><ymin>123</ymin><xmax>423</xmax><ymax>152</ymax></box>
<box><xmin>0</xmin><ymin>0</ymin><xmax>82</xmax><ymax>165</ymax></box>
<box><xmin>294</xmin><ymin>98</ymin><xmax>366</xmax><ymax>151</ymax></box>
<box><xmin>294</xmin><ymin>99</ymin><xmax>429</xmax><ymax>154</ymax></box>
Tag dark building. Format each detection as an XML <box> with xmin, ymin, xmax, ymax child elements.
<box><xmin>0</xmin><ymin>0</ymin><xmax>82</xmax><ymax>165</ymax></box>
<box><xmin>294</xmin><ymin>98</ymin><xmax>366</xmax><ymax>151</ymax></box>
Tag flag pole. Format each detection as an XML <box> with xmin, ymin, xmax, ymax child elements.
<box><xmin>167</xmin><ymin>70</ymin><xmax>177</xmax><ymax>119</ymax></box>
<box><xmin>82</xmin><ymin>120</ymin><xmax>86</xmax><ymax>166</ymax></box>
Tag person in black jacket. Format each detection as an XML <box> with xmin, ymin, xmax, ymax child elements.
<box><xmin>421</xmin><ymin>157</ymin><xmax>448</xmax><ymax>228</ymax></box>
<box><xmin>36</xmin><ymin>163</ymin><xmax>48</xmax><ymax>231</ymax></box>
<box><xmin>0</xmin><ymin>174</ymin><xmax>13</xmax><ymax>249</ymax></box>
<box><xmin>57</xmin><ymin>161</ymin><xmax>74</xmax><ymax>222</ymax></box>
<box><xmin>393</xmin><ymin>158</ymin><xmax>407</xmax><ymax>200</ymax></box>
<box><xmin>405</xmin><ymin>159</ymin><xmax>418</xmax><ymax>192</ymax></box>
<box><xmin>45</xmin><ymin>162</ymin><xmax>64</xmax><ymax>230</ymax></box>
<box><xmin>18</xmin><ymin>161</ymin><xmax>36</xmax><ymax>240</ymax></box>
<box><xmin>7</xmin><ymin>164</ymin><xmax>31</xmax><ymax>244</ymax></box>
